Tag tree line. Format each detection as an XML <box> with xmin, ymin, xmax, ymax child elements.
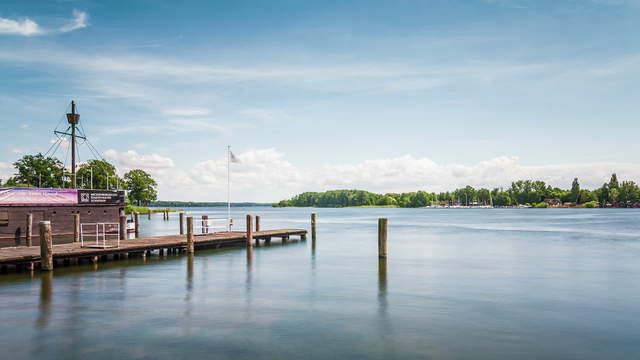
<box><xmin>0</xmin><ymin>153</ymin><xmax>158</xmax><ymax>206</ymax></box>
<box><xmin>274</xmin><ymin>174</ymin><xmax>640</xmax><ymax>208</ymax></box>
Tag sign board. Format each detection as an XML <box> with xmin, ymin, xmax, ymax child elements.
<box><xmin>0</xmin><ymin>188</ymin><xmax>77</xmax><ymax>205</ymax></box>
<box><xmin>77</xmin><ymin>190</ymin><xmax>125</xmax><ymax>205</ymax></box>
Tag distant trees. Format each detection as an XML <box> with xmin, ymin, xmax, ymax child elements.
<box><xmin>5</xmin><ymin>153</ymin><xmax>65</xmax><ymax>188</ymax></box>
<box><xmin>76</xmin><ymin>159</ymin><xmax>124</xmax><ymax>189</ymax></box>
<box><xmin>124</xmin><ymin>169</ymin><xmax>157</xmax><ymax>205</ymax></box>
<box><xmin>275</xmin><ymin>173</ymin><xmax>640</xmax><ymax>208</ymax></box>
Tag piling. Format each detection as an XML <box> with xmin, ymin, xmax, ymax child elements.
<box><xmin>165</xmin><ymin>211</ymin><xmax>169</xmax><ymax>220</ymax></box>
<box><xmin>179</xmin><ymin>212</ymin><xmax>185</xmax><ymax>235</ymax></box>
<box><xmin>378</xmin><ymin>218</ymin><xmax>388</xmax><ymax>258</ymax></box>
<box><xmin>134</xmin><ymin>212</ymin><xmax>140</xmax><ymax>238</ymax></box>
<box><xmin>255</xmin><ymin>215</ymin><xmax>261</xmax><ymax>232</ymax></box>
<box><xmin>39</xmin><ymin>221</ymin><xmax>53</xmax><ymax>271</ymax></box>
<box><xmin>186</xmin><ymin>216</ymin><xmax>194</xmax><ymax>254</ymax></box>
<box><xmin>201</xmin><ymin>215</ymin><xmax>209</xmax><ymax>234</ymax></box>
<box><xmin>311</xmin><ymin>213</ymin><xmax>317</xmax><ymax>242</ymax></box>
<box><xmin>148</xmin><ymin>209</ymin><xmax>152</xmax><ymax>220</ymax></box>
<box><xmin>246</xmin><ymin>215</ymin><xmax>253</xmax><ymax>248</ymax></box>
<box><xmin>26</xmin><ymin>213</ymin><xmax>33</xmax><ymax>247</ymax></box>
<box><xmin>73</xmin><ymin>214</ymin><xmax>80</xmax><ymax>243</ymax></box>
<box><xmin>14</xmin><ymin>227</ymin><xmax>21</xmax><ymax>247</ymax></box>
<box><xmin>119</xmin><ymin>215</ymin><xmax>128</xmax><ymax>241</ymax></box>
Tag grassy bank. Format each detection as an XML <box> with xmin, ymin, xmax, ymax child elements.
<box><xmin>125</xmin><ymin>205</ymin><xmax>182</xmax><ymax>215</ymax></box>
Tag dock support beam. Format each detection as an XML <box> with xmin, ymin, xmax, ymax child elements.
<box><xmin>186</xmin><ymin>217</ymin><xmax>194</xmax><ymax>254</ymax></box>
<box><xmin>119</xmin><ymin>215</ymin><xmax>128</xmax><ymax>241</ymax></box>
<box><xmin>73</xmin><ymin>214</ymin><xmax>80</xmax><ymax>243</ymax></box>
<box><xmin>246</xmin><ymin>215</ymin><xmax>253</xmax><ymax>248</ymax></box>
<box><xmin>39</xmin><ymin>221</ymin><xmax>53</xmax><ymax>271</ymax></box>
<box><xmin>26</xmin><ymin>213</ymin><xmax>33</xmax><ymax>247</ymax></box>
<box><xmin>134</xmin><ymin>212</ymin><xmax>140</xmax><ymax>238</ymax></box>
<box><xmin>378</xmin><ymin>218</ymin><xmax>388</xmax><ymax>258</ymax></box>
<box><xmin>255</xmin><ymin>216</ymin><xmax>261</xmax><ymax>232</ymax></box>
<box><xmin>179</xmin><ymin>212</ymin><xmax>185</xmax><ymax>235</ymax></box>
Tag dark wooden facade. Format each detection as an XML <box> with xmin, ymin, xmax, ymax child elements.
<box><xmin>0</xmin><ymin>204</ymin><xmax>123</xmax><ymax>247</ymax></box>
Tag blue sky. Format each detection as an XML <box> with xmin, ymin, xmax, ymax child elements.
<box><xmin>1</xmin><ymin>0</ymin><xmax>639</xmax><ymax>201</ymax></box>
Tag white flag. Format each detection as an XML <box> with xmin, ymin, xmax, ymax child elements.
<box><xmin>229</xmin><ymin>151</ymin><xmax>240</xmax><ymax>163</ymax></box>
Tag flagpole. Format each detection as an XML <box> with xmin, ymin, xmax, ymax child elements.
<box><xmin>227</xmin><ymin>145</ymin><xmax>231</xmax><ymax>231</ymax></box>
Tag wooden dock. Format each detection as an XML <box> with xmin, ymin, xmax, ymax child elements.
<box><xmin>0</xmin><ymin>229</ymin><xmax>306</xmax><ymax>270</ymax></box>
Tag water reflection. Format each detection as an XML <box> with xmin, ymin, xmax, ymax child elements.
<box><xmin>245</xmin><ymin>246</ymin><xmax>254</xmax><ymax>320</ymax></box>
<box><xmin>378</xmin><ymin>258</ymin><xmax>387</xmax><ymax>318</ymax></box>
<box><xmin>37</xmin><ymin>271</ymin><xmax>53</xmax><ymax>328</ymax></box>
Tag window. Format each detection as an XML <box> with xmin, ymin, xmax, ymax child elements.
<box><xmin>0</xmin><ymin>211</ymin><xmax>8</xmax><ymax>226</ymax></box>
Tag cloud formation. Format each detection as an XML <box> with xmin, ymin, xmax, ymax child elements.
<box><xmin>151</xmin><ymin>148</ymin><xmax>640</xmax><ymax>202</ymax></box>
<box><xmin>0</xmin><ymin>10</ymin><xmax>87</xmax><ymax>36</ymax></box>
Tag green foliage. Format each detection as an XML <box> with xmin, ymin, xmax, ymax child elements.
<box><xmin>582</xmin><ymin>201</ymin><xmax>599</xmax><ymax>208</ymax></box>
<box><xmin>10</xmin><ymin>153</ymin><xmax>66</xmax><ymax>188</ymax></box>
<box><xmin>533</xmin><ymin>202</ymin><xmax>549</xmax><ymax>208</ymax></box>
<box><xmin>76</xmin><ymin>159</ymin><xmax>123</xmax><ymax>189</ymax></box>
<box><xmin>124</xmin><ymin>169</ymin><xmax>158</xmax><ymax>205</ymax></box>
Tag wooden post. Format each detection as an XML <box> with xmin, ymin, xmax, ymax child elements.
<box><xmin>378</xmin><ymin>218</ymin><xmax>388</xmax><ymax>258</ymax></box>
<box><xmin>14</xmin><ymin>227</ymin><xmax>21</xmax><ymax>247</ymax></box>
<box><xmin>26</xmin><ymin>213</ymin><xmax>33</xmax><ymax>247</ymax></box>
<box><xmin>246</xmin><ymin>214</ymin><xmax>253</xmax><ymax>248</ymax></box>
<box><xmin>119</xmin><ymin>215</ymin><xmax>128</xmax><ymax>241</ymax></box>
<box><xmin>201</xmin><ymin>215</ymin><xmax>208</xmax><ymax>234</ymax></box>
<box><xmin>165</xmin><ymin>210</ymin><xmax>169</xmax><ymax>220</ymax></box>
<box><xmin>73</xmin><ymin>214</ymin><xmax>80</xmax><ymax>243</ymax></box>
<box><xmin>186</xmin><ymin>216</ymin><xmax>194</xmax><ymax>254</ymax></box>
<box><xmin>134</xmin><ymin>212</ymin><xmax>140</xmax><ymax>238</ymax></box>
<box><xmin>179</xmin><ymin>212</ymin><xmax>185</xmax><ymax>235</ymax></box>
<box><xmin>311</xmin><ymin>213</ymin><xmax>317</xmax><ymax>242</ymax></box>
<box><xmin>255</xmin><ymin>215</ymin><xmax>261</xmax><ymax>232</ymax></box>
<box><xmin>39</xmin><ymin>221</ymin><xmax>53</xmax><ymax>271</ymax></box>
<box><xmin>148</xmin><ymin>209</ymin><xmax>152</xmax><ymax>220</ymax></box>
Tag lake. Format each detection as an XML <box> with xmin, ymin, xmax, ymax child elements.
<box><xmin>0</xmin><ymin>207</ymin><xmax>639</xmax><ymax>359</ymax></box>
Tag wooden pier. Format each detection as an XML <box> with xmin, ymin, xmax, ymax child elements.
<box><xmin>0</xmin><ymin>229</ymin><xmax>306</xmax><ymax>270</ymax></box>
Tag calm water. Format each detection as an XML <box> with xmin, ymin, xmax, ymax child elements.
<box><xmin>1</xmin><ymin>207</ymin><xmax>639</xmax><ymax>359</ymax></box>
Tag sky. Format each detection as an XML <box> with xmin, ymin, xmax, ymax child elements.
<box><xmin>1</xmin><ymin>0</ymin><xmax>639</xmax><ymax>202</ymax></box>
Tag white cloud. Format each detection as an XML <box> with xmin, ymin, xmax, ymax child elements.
<box><xmin>0</xmin><ymin>162</ymin><xmax>14</xmax><ymax>182</ymax></box>
<box><xmin>154</xmin><ymin>149</ymin><xmax>640</xmax><ymax>202</ymax></box>
<box><xmin>163</xmin><ymin>108</ymin><xmax>210</xmax><ymax>116</ymax></box>
<box><xmin>58</xmin><ymin>10</ymin><xmax>88</xmax><ymax>33</ymax></box>
<box><xmin>240</xmin><ymin>108</ymin><xmax>290</xmax><ymax>122</ymax></box>
<box><xmin>0</xmin><ymin>17</ymin><xmax>40</xmax><ymax>36</ymax></box>
<box><xmin>103</xmin><ymin>149</ymin><xmax>175</xmax><ymax>175</ymax></box>
<box><xmin>0</xmin><ymin>10</ymin><xmax>88</xmax><ymax>37</ymax></box>
<box><xmin>20</xmin><ymin>124</ymin><xmax>28</xmax><ymax>129</ymax></box>
<box><xmin>11</xmin><ymin>148</ymin><xmax>25</xmax><ymax>154</ymax></box>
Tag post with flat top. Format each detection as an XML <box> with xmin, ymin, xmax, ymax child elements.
<box><xmin>39</xmin><ymin>221</ymin><xmax>53</xmax><ymax>271</ymax></box>
<box><xmin>26</xmin><ymin>213</ymin><xmax>33</xmax><ymax>247</ymax></box>
<box><xmin>179</xmin><ymin>212</ymin><xmax>185</xmax><ymax>235</ymax></box>
<box><xmin>255</xmin><ymin>215</ymin><xmax>261</xmax><ymax>232</ymax></box>
<box><xmin>134</xmin><ymin>212</ymin><xmax>140</xmax><ymax>238</ymax></box>
<box><xmin>73</xmin><ymin>214</ymin><xmax>80</xmax><ymax>242</ymax></box>
<box><xmin>311</xmin><ymin>213</ymin><xmax>317</xmax><ymax>242</ymax></box>
<box><xmin>378</xmin><ymin>218</ymin><xmax>388</xmax><ymax>258</ymax></box>
<box><xmin>119</xmin><ymin>215</ymin><xmax>128</xmax><ymax>241</ymax></box>
<box><xmin>246</xmin><ymin>215</ymin><xmax>253</xmax><ymax>248</ymax></box>
<box><xmin>186</xmin><ymin>216</ymin><xmax>194</xmax><ymax>254</ymax></box>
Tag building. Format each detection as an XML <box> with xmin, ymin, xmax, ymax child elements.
<box><xmin>0</xmin><ymin>187</ymin><xmax>125</xmax><ymax>247</ymax></box>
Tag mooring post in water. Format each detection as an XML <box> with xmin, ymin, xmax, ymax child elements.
<box><xmin>73</xmin><ymin>214</ymin><xmax>80</xmax><ymax>243</ymax></box>
<box><xmin>311</xmin><ymin>213</ymin><xmax>317</xmax><ymax>242</ymax></box>
<box><xmin>166</xmin><ymin>210</ymin><xmax>170</xmax><ymax>220</ymax></box>
<box><xmin>39</xmin><ymin>221</ymin><xmax>53</xmax><ymax>271</ymax></box>
<box><xmin>119</xmin><ymin>215</ymin><xmax>128</xmax><ymax>241</ymax></box>
<box><xmin>186</xmin><ymin>216</ymin><xmax>194</xmax><ymax>254</ymax></box>
<box><xmin>134</xmin><ymin>212</ymin><xmax>140</xmax><ymax>238</ymax></box>
<box><xmin>148</xmin><ymin>209</ymin><xmax>152</xmax><ymax>220</ymax></box>
<box><xmin>14</xmin><ymin>227</ymin><xmax>21</xmax><ymax>247</ymax></box>
<box><xmin>255</xmin><ymin>215</ymin><xmax>261</xmax><ymax>232</ymax></box>
<box><xmin>378</xmin><ymin>218</ymin><xmax>388</xmax><ymax>258</ymax></box>
<box><xmin>179</xmin><ymin>212</ymin><xmax>185</xmax><ymax>235</ymax></box>
<box><xmin>246</xmin><ymin>215</ymin><xmax>253</xmax><ymax>248</ymax></box>
<box><xmin>26</xmin><ymin>213</ymin><xmax>33</xmax><ymax>247</ymax></box>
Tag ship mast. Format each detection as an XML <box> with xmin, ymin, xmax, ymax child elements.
<box><xmin>55</xmin><ymin>101</ymin><xmax>85</xmax><ymax>189</ymax></box>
